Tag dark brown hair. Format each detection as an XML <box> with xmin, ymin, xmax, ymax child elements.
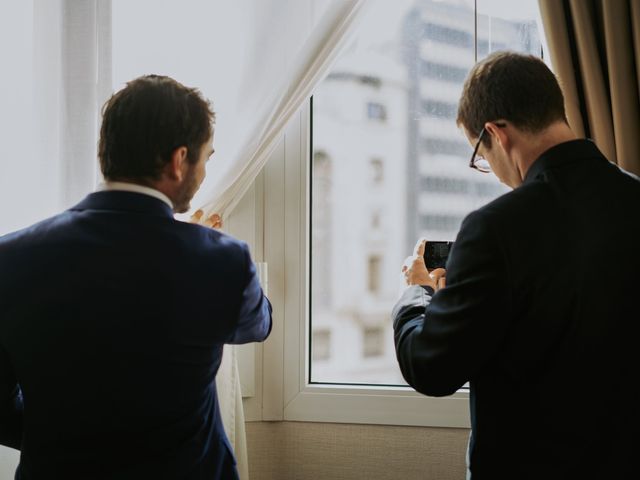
<box><xmin>457</xmin><ymin>51</ymin><xmax>566</xmax><ymax>146</ymax></box>
<box><xmin>99</xmin><ymin>75</ymin><xmax>215</xmax><ymax>181</ymax></box>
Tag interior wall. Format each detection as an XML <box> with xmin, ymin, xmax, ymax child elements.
<box><xmin>1</xmin><ymin>422</ymin><xmax>469</xmax><ymax>479</ymax></box>
<box><xmin>246</xmin><ymin>421</ymin><xmax>470</xmax><ymax>480</ymax></box>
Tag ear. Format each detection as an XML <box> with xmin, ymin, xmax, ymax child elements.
<box><xmin>484</xmin><ymin>122</ymin><xmax>509</xmax><ymax>152</ymax></box>
<box><xmin>164</xmin><ymin>146</ymin><xmax>189</xmax><ymax>182</ymax></box>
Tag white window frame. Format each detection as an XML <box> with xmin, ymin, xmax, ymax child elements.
<box><xmin>246</xmin><ymin>1</ymin><xmax>550</xmax><ymax>426</ymax></box>
<box><xmin>223</xmin><ymin>167</ymin><xmax>267</xmax><ymax>423</ymax></box>
<box><xmin>221</xmin><ymin>0</ymin><xmax>550</xmax><ymax>431</ymax></box>
<box><xmin>255</xmin><ymin>102</ymin><xmax>470</xmax><ymax>428</ymax></box>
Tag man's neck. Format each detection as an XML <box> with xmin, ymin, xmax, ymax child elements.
<box><xmin>515</xmin><ymin>122</ymin><xmax>578</xmax><ymax>180</ymax></box>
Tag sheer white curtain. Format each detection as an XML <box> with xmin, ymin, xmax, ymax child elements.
<box><xmin>191</xmin><ymin>0</ymin><xmax>369</xmax><ymax>217</ymax></box>
<box><xmin>0</xmin><ymin>1</ymin><xmax>110</xmax><ymax>476</ymax></box>
<box><xmin>0</xmin><ymin>0</ymin><xmax>110</xmax><ymax>238</ymax></box>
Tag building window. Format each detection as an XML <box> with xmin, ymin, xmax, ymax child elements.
<box><xmin>421</xmin><ymin>176</ymin><xmax>469</xmax><ymax>194</ymax></box>
<box><xmin>371</xmin><ymin>211</ymin><xmax>381</xmax><ymax>229</ymax></box>
<box><xmin>367</xmin><ymin>102</ymin><xmax>387</xmax><ymax>121</ymax></box>
<box><xmin>370</xmin><ymin>158</ymin><xmax>384</xmax><ymax>184</ymax></box>
<box><xmin>310</xmin><ymin>0</ymin><xmax>543</xmax><ymax>385</ymax></box>
<box><xmin>312</xmin><ymin>329</ymin><xmax>331</xmax><ymax>362</ymax></box>
<box><xmin>367</xmin><ymin>255</ymin><xmax>382</xmax><ymax>294</ymax></box>
<box><xmin>362</xmin><ymin>326</ymin><xmax>385</xmax><ymax>358</ymax></box>
<box><xmin>419</xmin><ymin>214</ymin><xmax>464</xmax><ymax>233</ymax></box>
<box><xmin>311</xmin><ymin>151</ymin><xmax>333</xmax><ymax>309</ymax></box>
<box><xmin>421</xmin><ymin>99</ymin><xmax>459</xmax><ymax>119</ymax></box>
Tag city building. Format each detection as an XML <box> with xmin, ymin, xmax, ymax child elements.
<box><xmin>311</xmin><ymin>0</ymin><xmax>542</xmax><ymax>384</ymax></box>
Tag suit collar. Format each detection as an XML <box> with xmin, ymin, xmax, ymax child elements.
<box><xmin>523</xmin><ymin>139</ymin><xmax>606</xmax><ymax>185</ymax></box>
<box><xmin>98</xmin><ymin>181</ymin><xmax>174</xmax><ymax>209</ymax></box>
<box><xmin>70</xmin><ymin>191</ymin><xmax>175</xmax><ymax>218</ymax></box>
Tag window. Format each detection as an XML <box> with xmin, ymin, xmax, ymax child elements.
<box><xmin>367</xmin><ymin>255</ymin><xmax>382</xmax><ymax>294</ymax></box>
<box><xmin>309</xmin><ymin>0</ymin><xmax>542</xmax><ymax>387</ymax></box>
<box><xmin>362</xmin><ymin>326</ymin><xmax>386</xmax><ymax>358</ymax></box>
<box><xmin>367</xmin><ymin>102</ymin><xmax>387</xmax><ymax>121</ymax></box>
<box><xmin>371</xmin><ymin>211</ymin><xmax>382</xmax><ymax>229</ymax></box>
<box><xmin>419</xmin><ymin>214</ymin><xmax>465</xmax><ymax>234</ymax></box>
<box><xmin>311</xmin><ymin>151</ymin><xmax>333</xmax><ymax>309</ymax></box>
<box><xmin>422</xmin><ymin>99</ymin><xmax>459</xmax><ymax>119</ymax></box>
<box><xmin>421</xmin><ymin>176</ymin><xmax>469</xmax><ymax>194</ymax></box>
<box><xmin>370</xmin><ymin>158</ymin><xmax>384</xmax><ymax>184</ymax></box>
<box><xmin>263</xmin><ymin>0</ymin><xmax>546</xmax><ymax>427</ymax></box>
<box><xmin>312</xmin><ymin>329</ymin><xmax>332</xmax><ymax>361</ymax></box>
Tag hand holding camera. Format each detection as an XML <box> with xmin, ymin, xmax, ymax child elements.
<box><xmin>402</xmin><ymin>238</ymin><xmax>450</xmax><ymax>290</ymax></box>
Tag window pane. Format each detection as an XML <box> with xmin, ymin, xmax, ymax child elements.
<box><xmin>310</xmin><ymin>0</ymin><xmax>542</xmax><ymax>385</ymax></box>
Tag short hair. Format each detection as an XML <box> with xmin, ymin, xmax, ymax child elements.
<box><xmin>457</xmin><ymin>51</ymin><xmax>566</xmax><ymax>146</ymax></box>
<box><xmin>99</xmin><ymin>75</ymin><xmax>215</xmax><ymax>181</ymax></box>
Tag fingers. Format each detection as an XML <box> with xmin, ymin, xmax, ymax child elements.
<box><xmin>401</xmin><ymin>240</ymin><xmax>441</xmax><ymax>288</ymax></box>
<box><xmin>205</xmin><ymin>213</ymin><xmax>223</xmax><ymax>229</ymax></box>
<box><xmin>190</xmin><ymin>210</ymin><xmax>223</xmax><ymax>230</ymax></box>
<box><xmin>190</xmin><ymin>209</ymin><xmax>204</xmax><ymax>224</ymax></box>
<box><xmin>430</xmin><ymin>268</ymin><xmax>446</xmax><ymax>291</ymax></box>
<box><xmin>430</xmin><ymin>267</ymin><xmax>446</xmax><ymax>281</ymax></box>
<box><xmin>413</xmin><ymin>237</ymin><xmax>427</xmax><ymax>257</ymax></box>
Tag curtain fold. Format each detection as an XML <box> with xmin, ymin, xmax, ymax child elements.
<box><xmin>1</xmin><ymin>1</ymin><xmax>111</xmax><ymax>475</ymax></box>
<box><xmin>538</xmin><ymin>0</ymin><xmax>586</xmax><ymax>136</ymax></box>
<box><xmin>632</xmin><ymin>1</ymin><xmax>640</xmax><ymax>93</ymax></box>
<box><xmin>60</xmin><ymin>0</ymin><xmax>113</xmax><ymax>206</ymax></box>
<box><xmin>216</xmin><ymin>345</ymin><xmax>249</xmax><ymax>480</ymax></box>
<box><xmin>195</xmin><ymin>0</ymin><xmax>369</xmax><ymax>218</ymax></box>
<box><xmin>539</xmin><ymin>0</ymin><xmax>640</xmax><ymax>175</ymax></box>
<box><xmin>602</xmin><ymin>1</ymin><xmax>640</xmax><ymax>170</ymax></box>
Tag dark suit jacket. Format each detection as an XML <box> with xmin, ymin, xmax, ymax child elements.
<box><xmin>0</xmin><ymin>191</ymin><xmax>272</xmax><ymax>479</ymax></box>
<box><xmin>393</xmin><ymin>140</ymin><xmax>640</xmax><ymax>479</ymax></box>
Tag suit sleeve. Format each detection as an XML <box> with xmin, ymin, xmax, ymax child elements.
<box><xmin>0</xmin><ymin>345</ymin><xmax>22</xmax><ymax>449</ymax></box>
<box><xmin>227</xmin><ymin>243</ymin><xmax>272</xmax><ymax>344</ymax></box>
<box><xmin>393</xmin><ymin>210</ymin><xmax>512</xmax><ymax>396</ymax></box>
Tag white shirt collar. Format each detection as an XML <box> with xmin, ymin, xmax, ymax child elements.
<box><xmin>98</xmin><ymin>181</ymin><xmax>174</xmax><ymax>210</ymax></box>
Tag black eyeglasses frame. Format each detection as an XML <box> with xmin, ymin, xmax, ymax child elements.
<box><xmin>468</xmin><ymin>122</ymin><xmax>507</xmax><ymax>173</ymax></box>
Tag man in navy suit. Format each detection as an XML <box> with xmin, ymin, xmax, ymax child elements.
<box><xmin>393</xmin><ymin>52</ymin><xmax>639</xmax><ymax>478</ymax></box>
<box><xmin>0</xmin><ymin>75</ymin><xmax>272</xmax><ymax>479</ymax></box>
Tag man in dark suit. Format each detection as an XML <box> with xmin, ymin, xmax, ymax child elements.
<box><xmin>0</xmin><ymin>75</ymin><xmax>272</xmax><ymax>479</ymax></box>
<box><xmin>393</xmin><ymin>52</ymin><xmax>639</xmax><ymax>479</ymax></box>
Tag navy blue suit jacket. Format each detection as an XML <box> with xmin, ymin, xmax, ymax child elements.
<box><xmin>393</xmin><ymin>140</ymin><xmax>640</xmax><ymax>479</ymax></box>
<box><xmin>0</xmin><ymin>191</ymin><xmax>272</xmax><ymax>479</ymax></box>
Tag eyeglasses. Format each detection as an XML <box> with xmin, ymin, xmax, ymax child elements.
<box><xmin>468</xmin><ymin>122</ymin><xmax>506</xmax><ymax>173</ymax></box>
<box><xmin>469</xmin><ymin>127</ymin><xmax>491</xmax><ymax>173</ymax></box>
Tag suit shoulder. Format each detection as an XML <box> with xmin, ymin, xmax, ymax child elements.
<box><xmin>171</xmin><ymin>221</ymin><xmax>249</xmax><ymax>257</ymax></box>
<box><xmin>469</xmin><ymin>182</ymin><xmax>549</xmax><ymax>225</ymax></box>
<box><xmin>0</xmin><ymin>212</ymin><xmax>73</xmax><ymax>250</ymax></box>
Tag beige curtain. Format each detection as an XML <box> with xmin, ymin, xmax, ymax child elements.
<box><xmin>539</xmin><ymin>0</ymin><xmax>640</xmax><ymax>175</ymax></box>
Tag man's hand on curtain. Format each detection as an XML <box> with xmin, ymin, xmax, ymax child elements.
<box><xmin>190</xmin><ymin>209</ymin><xmax>223</xmax><ymax>229</ymax></box>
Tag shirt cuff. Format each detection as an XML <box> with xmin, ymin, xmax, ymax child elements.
<box><xmin>420</xmin><ymin>285</ymin><xmax>435</xmax><ymax>295</ymax></box>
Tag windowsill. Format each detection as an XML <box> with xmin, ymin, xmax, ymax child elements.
<box><xmin>282</xmin><ymin>384</ymin><xmax>470</xmax><ymax>428</ymax></box>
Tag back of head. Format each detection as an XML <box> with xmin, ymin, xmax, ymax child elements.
<box><xmin>99</xmin><ymin>75</ymin><xmax>215</xmax><ymax>183</ymax></box>
<box><xmin>457</xmin><ymin>51</ymin><xmax>566</xmax><ymax>143</ymax></box>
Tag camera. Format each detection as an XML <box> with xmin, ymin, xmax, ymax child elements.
<box><xmin>423</xmin><ymin>241</ymin><xmax>453</xmax><ymax>270</ymax></box>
